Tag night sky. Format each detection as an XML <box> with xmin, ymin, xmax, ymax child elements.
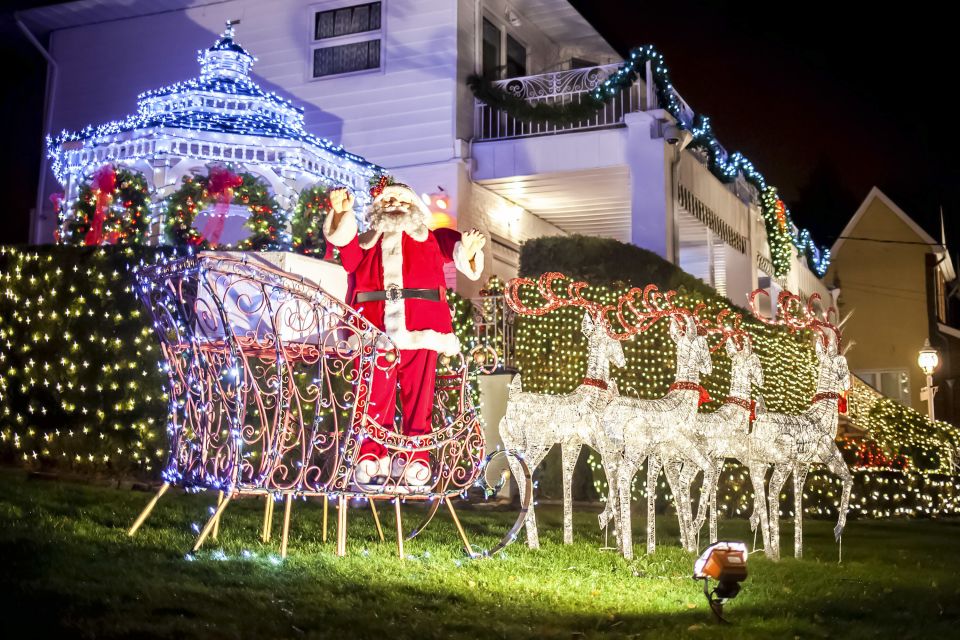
<box><xmin>1</xmin><ymin>1</ymin><xmax>953</xmax><ymax>253</ymax></box>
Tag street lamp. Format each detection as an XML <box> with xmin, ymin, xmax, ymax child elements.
<box><xmin>917</xmin><ymin>338</ymin><xmax>940</xmax><ymax>422</ymax></box>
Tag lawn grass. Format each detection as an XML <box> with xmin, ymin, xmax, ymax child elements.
<box><xmin>1</xmin><ymin>468</ymin><xmax>958</xmax><ymax>639</ymax></box>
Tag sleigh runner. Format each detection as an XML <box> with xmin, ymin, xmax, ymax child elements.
<box><xmin>127</xmin><ymin>252</ymin><xmax>530</xmax><ymax>558</ymax></box>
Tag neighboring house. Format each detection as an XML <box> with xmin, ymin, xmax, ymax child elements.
<box><xmin>826</xmin><ymin>187</ymin><xmax>960</xmax><ymax>423</ymax></box>
<box><xmin>17</xmin><ymin>0</ymin><xmax>830</xmax><ymax>306</ymax></box>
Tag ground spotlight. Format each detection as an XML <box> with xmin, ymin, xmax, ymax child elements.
<box><xmin>693</xmin><ymin>541</ymin><xmax>748</xmax><ymax>623</ymax></box>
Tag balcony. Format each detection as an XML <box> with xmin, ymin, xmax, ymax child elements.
<box><xmin>473</xmin><ymin>61</ymin><xmax>699</xmax><ymax>143</ymax></box>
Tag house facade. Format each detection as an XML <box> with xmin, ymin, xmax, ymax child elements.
<box><xmin>826</xmin><ymin>187</ymin><xmax>960</xmax><ymax>423</ymax></box>
<box><xmin>19</xmin><ymin>0</ymin><xmax>830</xmax><ymax>307</ymax></box>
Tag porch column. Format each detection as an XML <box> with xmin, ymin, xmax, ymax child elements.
<box><xmin>625</xmin><ymin>111</ymin><xmax>673</xmax><ymax>262</ymax></box>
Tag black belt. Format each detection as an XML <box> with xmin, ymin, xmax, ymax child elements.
<box><xmin>355</xmin><ymin>285</ymin><xmax>442</xmax><ymax>303</ymax></box>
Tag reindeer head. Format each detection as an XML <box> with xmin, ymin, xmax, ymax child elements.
<box><xmin>582</xmin><ymin>311</ymin><xmax>626</xmax><ymax>370</ymax></box>
<box><xmin>702</xmin><ymin>309</ymin><xmax>764</xmax><ymax>390</ymax></box>
<box><xmin>669</xmin><ymin>313</ymin><xmax>713</xmax><ymax>379</ymax></box>
<box><xmin>749</xmin><ymin>288</ymin><xmax>848</xmax><ymax>393</ymax></box>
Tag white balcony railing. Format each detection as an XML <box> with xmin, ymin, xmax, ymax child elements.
<box><xmin>474</xmin><ymin>63</ymin><xmax>643</xmax><ymax>141</ymax></box>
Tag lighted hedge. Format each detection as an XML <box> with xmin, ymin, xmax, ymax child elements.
<box><xmin>0</xmin><ymin>245</ymin><xmax>479</xmax><ymax>478</ymax></box>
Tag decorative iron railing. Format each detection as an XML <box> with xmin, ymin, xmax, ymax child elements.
<box><xmin>474</xmin><ymin>63</ymin><xmax>642</xmax><ymax>141</ymax></box>
<box><xmin>472</xmin><ymin>293</ymin><xmax>515</xmax><ymax>371</ymax></box>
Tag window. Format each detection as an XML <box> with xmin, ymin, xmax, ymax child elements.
<box><xmin>857</xmin><ymin>369</ymin><xmax>911</xmax><ymax>405</ymax></box>
<box><xmin>481</xmin><ymin>18</ymin><xmax>526</xmax><ymax>80</ymax></box>
<box><xmin>482</xmin><ymin>18</ymin><xmax>501</xmax><ymax>80</ymax></box>
<box><xmin>506</xmin><ymin>34</ymin><xmax>526</xmax><ymax>77</ymax></box>
<box><xmin>311</xmin><ymin>2</ymin><xmax>383</xmax><ymax>79</ymax></box>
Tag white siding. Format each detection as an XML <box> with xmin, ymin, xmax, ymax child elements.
<box><xmin>48</xmin><ymin>0</ymin><xmax>459</xmax><ymax>171</ymax></box>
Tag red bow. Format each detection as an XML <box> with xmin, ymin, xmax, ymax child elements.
<box><xmin>202</xmin><ymin>167</ymin><xmax>243</xmax><ymax>245</ymax></box>
<box><xmin>698</xmin><ymin>385</ymin><xmax>711</xmax><ymax>406</ymax></box>
<box><xmin>838</xmin><ymin>391</ymin><xmax>848</xmax><ymax>415</ymax></box>
<box><xmin>84</xmin><ymin>165</ymin><xmax>116</xmax><ymax>246</ymax></box>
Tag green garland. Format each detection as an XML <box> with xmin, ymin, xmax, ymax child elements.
<box><xmin>290</xmin><ymin>184</ymin><xmax>330</xmax><ymax>258</ymax></box>
<box><xmin>468</xmin><ymin>45</ymin><xmax>831</xmax><ymax>278</ymax></box>
<box><xmin>60</xmin><ymin>166</ymin><xmax>150</xmax><ymax>246</ymax></box>
<box><xmin>163</xmin><ymin>171</ymin><xmax>285</xmax><ymax>250</ymax></box>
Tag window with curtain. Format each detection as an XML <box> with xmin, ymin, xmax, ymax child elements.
<box><xmin>312</xmin><ymin>2</ymin><xmax>383</xmax><ymax>79</ymax></box>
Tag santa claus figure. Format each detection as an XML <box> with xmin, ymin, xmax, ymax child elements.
<box><xmin>324</xmin><ymin>183</ymin><xmax>486</xmax><ymax>486</ymax></box>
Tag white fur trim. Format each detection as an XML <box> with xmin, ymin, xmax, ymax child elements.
<box><xmin>379</xmin><ymin>230</ymin><xmax>462</xmax><ymax>356</ymax></box>
<box><xmin>453</xmin><ymin>240</ymin><xmax>484</xmax><ymax>281</ymax></box>
<box><xmin>323</xmin><ymin>210</ymin><xmax>358</xmax><ymax>247</ymax></box>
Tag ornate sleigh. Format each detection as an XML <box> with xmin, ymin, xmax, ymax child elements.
<box><xmin>127</xmin><ymin>252</ymin><xmax>530</xmax><ymax>558</ymax></box>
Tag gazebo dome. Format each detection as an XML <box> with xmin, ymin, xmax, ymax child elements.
<box><xmin>47</xmin><ymin>23</ymin><xmax>380</xmax><ymax>230</ymax></box>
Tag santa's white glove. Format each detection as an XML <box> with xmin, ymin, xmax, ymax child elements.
<box><xmin>460</xmin><ymin>228</ymin><xmax>486</xmax><ymax>259</ymax></box>
<box><xmin>327</xmin><ymin>187</ymin><xmax>355</xmax><ymax>228</ymax></box>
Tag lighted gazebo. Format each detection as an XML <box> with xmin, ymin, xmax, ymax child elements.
<box><xmin>46</xmin><ymin>22</ymin><xmax>381</xmax><ymax>237</ymax></box>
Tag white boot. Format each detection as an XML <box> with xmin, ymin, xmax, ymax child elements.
<box><xmin>355</xmin><ymin>456</ymin><xmax>388</xmax><ymax>484</ymax></box>
<box><xmin>404</xmin><ymin>460</ymin><xmax>431</xmax><ymax>486</ymax></box>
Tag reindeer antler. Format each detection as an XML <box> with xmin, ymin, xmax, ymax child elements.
<box><xmin>697</xmin><ymin>308</ymin><xmax>748</xmax><ymax>353</ymax></box>
<box><xmin>505</xmin><ymin>272</ymin><xmax>691</xmax><ymax>340</ymax></box>
<box><xmin>748</xmin><ymin>288</ymin><xmax>840</xmax><ymax>347</ymax></box>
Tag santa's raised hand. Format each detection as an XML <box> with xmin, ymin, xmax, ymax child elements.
<box><xmin>327</xmin><ymin>187</ymin><xmax>355</xmax><ymax>228</ymax></box>
<box><xmin>460</xmin><ymin>228</ymin><xmax>486</xmax><ymax>260</ymax></box>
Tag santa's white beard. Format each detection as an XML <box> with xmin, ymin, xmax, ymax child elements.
<box><xmin>369</xmin><ymin>202</ymin><xmax>429</xmax><ymax>236</ymax></box>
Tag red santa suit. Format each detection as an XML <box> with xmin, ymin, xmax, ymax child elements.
<box><xmin>323</xmin><ymin>187</ymin><xmax>483</xmax><ymax>477</ymax></box>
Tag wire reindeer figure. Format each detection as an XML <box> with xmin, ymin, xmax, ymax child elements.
<box><xmin>499</xmin><ymin>274</ymin><xmax>626</xmax><ymax>547</ymax></box>
<box><xmin>687</xmin><ymin>311</ymin><xmax>766</xmax><ymax>545</ymax></box>
<box><xmin>747</xmin><ymin>289</ymin><xmax>853</xmax><ymax>560</ymax></box>
<box><xmin>600</xmin><ymin>311</ymin><xmax>715</xmax><ymax>558</ymax></box>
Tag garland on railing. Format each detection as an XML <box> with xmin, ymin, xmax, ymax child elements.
<box><xmin>468</xmin><ymin>44</ymin><xmax>831</xmax><ymax>278</ymax></box>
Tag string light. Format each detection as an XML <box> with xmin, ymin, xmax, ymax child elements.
<box><xmin>469</xmin><ymin>44</ymin><xmax>830</xmax><ymax>277</ymax></box>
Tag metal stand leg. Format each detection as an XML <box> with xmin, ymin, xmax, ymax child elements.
<box><xmin>262</xmin><ymin>495</ymin><xmax>274</xmax><ymax>543</ymax></box>
<box><xmin>192</xmin><ymin>493</ymin><xmax>233</xmax><ymax>552</ymax></box>
<box><xmin>445</xmin><ymin>497</ymin><xmax>475</xmax><ymax>557</ymax></box>
<box><xmin>370</xmin><ymin>499</ymin><xmax>385</xmax><ymax>542</ymax></box>
<box><xmin>336</xmin><ymin>497</ymin><xmax>348</xmax><ymax>557</ymax></box>
<box><xmin>394</xmin><ymin>499</ymin><xmax>404</xmax><ymax>560</ymax></box>
<box><xmin>128</xmin><ymin>482</ymin><xmax>170</xmax><ymax>537</ymax></box>
<box><xmin>280</xmin><ymin>494</ymin><xmax>293</xmax><ymax>559</ymax></box>
<box><xmin>322</xmin><ymin>495</ymin><xmax>329</xmax><ymax>544</ymax></box>
<box><xmin>212</xmin><ymin>491</ymin><xmax>224</xmax><ymax>540</ymax></box>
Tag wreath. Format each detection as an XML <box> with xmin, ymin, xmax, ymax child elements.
<box><xmin>290</xmin><ymin>184</ymin><xmax>330</xmax><ymax>258</ymax></box>
<box><xmin>164</xmin><ymin>167</ymin><xmax>286</xmax><ymax>250</ymax></box>
<box><xmin>60</xmin><ymin>165</ymin><xmax>150</xmax><ymax>246</ymax></box>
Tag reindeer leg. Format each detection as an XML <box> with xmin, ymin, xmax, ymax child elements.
<box><xmin>618</xmin><ymin>460</ymin><xmax>637</xmax><ymax>559</ymax></box>
<box><xmin>520</xmin><ymin>445</ymin><xmax>550</xmax><ymax>549</ymax></box>
<box><xmin>709</xmin><ymin>460</ymin><xmax>723</xmax><ymax>544</ymax></box>
<box><xmin>767</xmin><ymin>464</ymin><xmax>790</xmax><ymax>561</ymax></box>
<box><xmin>748</xmin><ymin>463</ymin><xmax>770</xmax><ymax>553</ymax></box>
<box><xmin>597</xmin><ymin>451</ymin><xmax>620</xmax><ymax>534</ymax></box>
<box><xmin>663</xmin><ymin>459</ymin><xmax>690</xmax><ymax>551</ymax></box>
<box><xmin>793</xmin><ymin>464</ymin><xmax>809</xmax><ymax>558</ymax></box>
<box><xmin>687</xmin><ymin>450</ymin><xmax>716</xmax><ymax>548</ymax></box>
<box><xmin>824</xmin><ymin>444</ymin><xmax>854</xmax><ymax>544</ymax></box>
<box><xmin>560</xmin><ymin>441</ymin><xmax>582</xmax><ymax>545</ymax></box>
<box><xmin>646</xmin><ymin>455</ymin><xmax>662</xmax><ymax>555</ymax></box>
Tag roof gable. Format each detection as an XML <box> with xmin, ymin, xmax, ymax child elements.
<box><xmin>831</xmin><ymin>186</ymin><xmax>955</xmax><ymax>281</ymax></box>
